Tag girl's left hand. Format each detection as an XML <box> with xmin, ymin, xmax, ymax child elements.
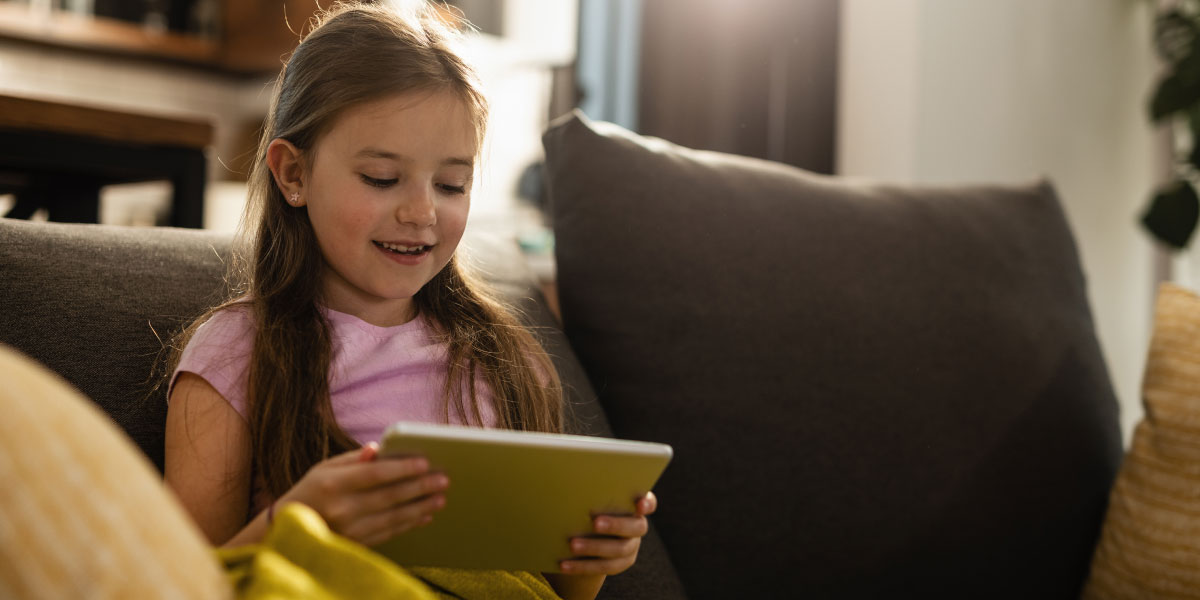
<box><xmin>559</xmin><ymin>492</ymin><xmax>658</xmax><ymax>575</ymax></box>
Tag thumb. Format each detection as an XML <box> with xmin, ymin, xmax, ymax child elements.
<box><xmin>635</xmin><ymin>492</ymin><xmax>658</xmax><ymax>516</ymax></box>
<box><xmin>358</xmin><ymin>442</ymin><xmax>379</xmax><ymax>463</ymax></box>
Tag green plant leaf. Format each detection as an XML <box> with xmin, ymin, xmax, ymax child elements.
<box><xmin>1185</xmin><ymin>106</ymin><xmax>1200</xmax><ymax>170</ymax></box>
<box><xmin>1150</xmin><ymin>50</ymin><xmax>1200</xmax><ymax>121</ymax></box>
<box><xmin>1155</xmin><ymin>10</ymin><xmax>1198</xmax><ymax>64</ymax></box>
<box><xmin>1152</xmin><ymin>72</ymin><xmax>1191</xmax><ymax>121</ymax></box>
<box><xmin>1142</xmin><ymin>180</ymin><xmax>1200</xmax><ymax>249</ymax></box>
<box><xmin>1151</xmin><ymin>14</ymin><xmax>1200</xmax><ymax>122</ymax></box>
<box><xmin>1187</xmin><ymin>142</ymin><xmax>1200</xmax><ymax>172</ymax></box>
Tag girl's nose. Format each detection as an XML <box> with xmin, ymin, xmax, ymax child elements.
<box><xmin>395</xmin><ymin>184</ymin><xmax>437</xmax><ymax>227</ymax></box>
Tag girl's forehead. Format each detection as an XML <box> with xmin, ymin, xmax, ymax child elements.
<box><xmin>320</xmin><ymin>90</ymin><xmax>480</xmax><ymax>159</ymax></box>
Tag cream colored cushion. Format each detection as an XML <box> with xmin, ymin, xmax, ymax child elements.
<box><xmin>0</xmin><ymin>344</ymin><xmax>231</xmax><ymax>599</ymax></box>
<box><xmin>1084</xmin><ymin>283</ymin><xmax>1200</xmax><ymax>599</ymax></box>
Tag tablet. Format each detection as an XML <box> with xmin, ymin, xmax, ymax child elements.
<box><xmin>373</xmin><ymin>421</ymin><xmax>673</xmax><ymax>573</ymax></box>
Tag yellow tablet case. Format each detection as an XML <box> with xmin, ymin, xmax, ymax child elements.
<box><xmin>373</xmin><ymin>422</ymin><xmax>673</xmax><ymax>573</ymax></box>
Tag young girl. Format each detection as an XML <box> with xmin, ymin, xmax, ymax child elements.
<box><xmin>163</xmin><ymin>4</ymin><xmax>655</xmax><ymax>599</ymax></box>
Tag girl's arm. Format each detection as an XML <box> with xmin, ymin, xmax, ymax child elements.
<box><xmin>165</xmin><ymin>373</ymin><xmax>256</xmax><ymax>545</ymax></box>
<box><xmin>165</xmin><ymin>373</ymin><xmax>451</xmax><ymax>548</ymax></box>
<box><xmin>543</xmin><ymin>493</ymin><xmax>659</xmax><ymax>600</ymax></box>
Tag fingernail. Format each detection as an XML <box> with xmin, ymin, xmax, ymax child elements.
<box><xmin>560</xmin><ymin>562</ymin><xmax>572</xmax><ymax>573</ymax></box>
<box><xmin>572</xmin><ymin>539</ymin><xmax>585</xmax><ymax>553</ymax></box>
<box><xmin>595</xmin><ymin>517</ymin><xmax>609</xmax><ymax>532</ymax></box>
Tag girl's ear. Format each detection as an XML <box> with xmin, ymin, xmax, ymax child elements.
<box><xmin>266</xmin><ymin>138</ymin><xmax>307</xmax><ymax>206</ymax></box>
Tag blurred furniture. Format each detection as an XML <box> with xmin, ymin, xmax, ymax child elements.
<box><xmin>0</xmin><ymin>93</ymin><xmax>212</xmax><ymax>227</ymax></box>
<box><xmin>0</xmin><ymin>0</ymin><xmax>219</xmax><ymax>65</ymax></box>
<box><xmin>0</xmin><ymin>0</ymin><xmax>324</xmax><ymax>74</ymax></box>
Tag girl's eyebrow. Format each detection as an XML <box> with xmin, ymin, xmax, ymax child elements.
<box><xmin>354</xmin><ymin>147</ymin><xmax>473</xmax><ymax>168</ymax></box>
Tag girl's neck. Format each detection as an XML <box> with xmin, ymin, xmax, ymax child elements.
<box><xmin>318</xmin><ymin>267</ymin><xmax>420</xmax><ymax>327</ymax></box>
<box><xmin>320</xmin><ymin>295</ymin><xmax>418</xmax><ymax>328</ymax></box>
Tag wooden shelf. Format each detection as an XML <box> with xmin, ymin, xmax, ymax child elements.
<box><xmin>0</xmin><ymin>93</ymin><xmax>214</xmax><ymax>149</ymax></box>
<box><xmin>0</xmin><ymin>2</ymin><xmax>460</xmax><ymax>76</ymax></box>
<box><xmin>0</xmin><ymin>3</ymin><xmax>220</xmax><ymax>66</ymax></box>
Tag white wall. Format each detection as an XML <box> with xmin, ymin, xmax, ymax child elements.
<box><xmin>839</xmin><ymin>0</ymin><xmax>1161</xmax><ymax>443</ymax></box>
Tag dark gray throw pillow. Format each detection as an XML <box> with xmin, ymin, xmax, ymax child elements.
<box><xmin>544</xmin><ymin>111</ymin><xmax>1123</xmax><ymax>599</ymax></box>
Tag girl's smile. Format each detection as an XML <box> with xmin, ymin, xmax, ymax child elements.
<box><xmin>373</xmin><ymin>240</ymin><xmax>434</xmax><ymax>265</ymax></box>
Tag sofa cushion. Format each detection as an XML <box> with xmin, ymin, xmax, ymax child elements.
<box><xmin>544</xmin><ymin>111</ymin><xmax>1124</xmax><ymax>599</ymax></box>
<box><xmin>0</xmin><ymin>218</ymin><xmax>231</xmax><ymax>471</ymax></box>
<box><xmin>1083</xmin><ymin>283</ymin><xmax>1200</xmax><ymax>598</ymax></box>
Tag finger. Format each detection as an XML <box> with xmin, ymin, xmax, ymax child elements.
<box><xmin>559</xmin><ymin>556</ymin><xmax>636</xmax><ymax>576</ymax></box>
<box><xmin>593</xmin><ymin>515</ymin><xmax>648</xmax><ymax>538</ymax></box>
<box><xmin>339</xmin><ymin>456</ymin><xmax>430</xmax><ymax>490</ymax></box>
<box><xmin>360</xmin><ymin>472</ymin><xmax>449</xmax><ymax>513</ymax></box>
<box><xmin>320</xmin><ymin>472</ymin><xmax>445</xmax><ymax>537</ymax></box>
<box><xmin>350</xmin><ymin>492</ymin><xmax>446</xmax><ymax>546</ymax></box>
<box><xmin>635</xmin><ymin>492</ymin><xmax>657</xmax><ymax>516</ymax></box>
<box><xmin>381</xmin><ymin>492</ymin><xmax>446</xmax><ymax>537</ymax></box>
<box><xmin>569</xmin><ymin>536</ymin><xmax>640</xmax><ymax>560</ymax></box>
<box><xmin>358</xmin><ymin>442</ymin><xmax>379</xmax><ymax>462</ymax></box>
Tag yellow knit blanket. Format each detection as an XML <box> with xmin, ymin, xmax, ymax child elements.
<box><xmin>216</xmin><ymin>503</ymin><xmax>560</xmax><ymax>600</ymax></box>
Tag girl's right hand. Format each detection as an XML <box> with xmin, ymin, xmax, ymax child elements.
<box><xmin>273</xmin><ymin>442</ymin><xmax>448</xmax><ymax>546</ymax></box>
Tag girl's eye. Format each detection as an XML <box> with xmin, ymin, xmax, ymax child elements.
<box><xmin>360</xmin><ymin>174</ymin><xmax>398</xmax><ymax>188</ymax></box>
<box><xmin>438</xmin><ymin>184</ymin><xmax>467</xmax><ymax>195</ymax></box>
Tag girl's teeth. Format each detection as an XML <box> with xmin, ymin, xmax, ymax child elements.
<box><xmin>377</xmin><ymin>241</ymin><xmax>427</xmax><ymax>254</ymax></box>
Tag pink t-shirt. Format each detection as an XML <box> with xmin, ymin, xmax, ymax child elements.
<box><xmin>171</xmin><ymin>305</ymin><xmax>501</xmax><ymax>515</ymax></box>
<box><xmin>172</xmin><ymin>305</ymin><xmax>500</xmax><ymax>445</ymax></box>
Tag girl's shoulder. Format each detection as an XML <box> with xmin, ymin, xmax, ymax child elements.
<box><xmin>171</xmin><ymin>303</ymin><xmax>257</xmax><ymax>409</ymax></box>
<box><xmin>170</xmin><ymin>302</ymin><xmax>256</xmax><ymax>405</ymax></box>
<box><xmin>178</xmin><ymin>303</ymin><xmax>256</xmax><ymax>377</ymax></box>
<box><xmin>192</xmin><ymin>303</ymin><xmax>256</xmax><ymax>344</ymax></box>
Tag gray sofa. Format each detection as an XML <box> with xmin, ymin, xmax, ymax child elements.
<box><xmin>0</xmin><ymin>112</ymin><xmax>1122</xmax><ymax>599</ymax></box>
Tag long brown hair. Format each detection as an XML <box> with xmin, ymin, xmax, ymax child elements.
<box><xmin>168</xmin><ymin>1</ymin><xmax>562</xmax><ymax>499</ymax></box>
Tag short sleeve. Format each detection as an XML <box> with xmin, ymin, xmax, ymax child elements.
<box><xmin>170</xmin><ymin>307</ymin><xmax>255</xmax><ymax>420</ymax></box>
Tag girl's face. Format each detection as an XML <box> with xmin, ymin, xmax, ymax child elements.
<box><xmin>301</xmin><ymin>90</ymin><xmax>477</xmax><ymax>326</ymax></box>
